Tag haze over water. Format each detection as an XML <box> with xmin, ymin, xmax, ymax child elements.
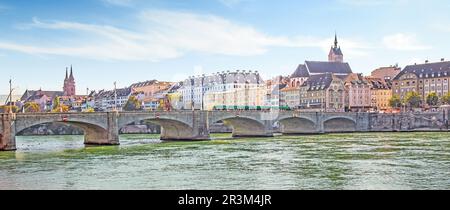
<box><xmin>1</xmin><ymin>133</ymin><xmax>450</xmax><ymax>190</ymax></box>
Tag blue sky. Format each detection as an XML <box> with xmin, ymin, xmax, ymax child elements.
<box><xmin>1</xmin><ymin>0</ymin><xmax>450</xmax><ymax>95</ymax></box>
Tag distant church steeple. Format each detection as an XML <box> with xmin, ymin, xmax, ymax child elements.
<box><xmin>334</xmin><ymin>33</ymin><xmax>338</xmax><ymax>48</ymax></box>
<box><xmin>63</xmin><ymin>65</ymin><xmax>76</xmax><ymax>96</ymax></box>
<box><xmin>69</xmin><ymin>65</ymin><xmax>74</xmax><ymax>81</ymax></box>
<box><xmin>329</xmin><ymin>33</ymin><xmax>344</xmax><ymax>63</ymax></box>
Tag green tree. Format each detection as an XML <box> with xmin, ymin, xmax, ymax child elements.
<box><xmin>389</xmin><ymin>95</ymin><xmax>403</xmax><ymax>108</ymax></box>
<box><xmin>442</xmin><ymin>92</ymin><xmax>450</xmax><ymax>105</ymax></box>
<box><xmin>52</xmin><ymin>97</ymin><xmax>60</xmax><ymax>111</ymax></box>
<box><xmin>51</xmin><ymin>97</ymin><xmax>70</xmax><ymax>112</ymax></box>
<box><xmin>405</xmin><ymin>92</ymin><xmax>422</xmax><ymax>108</ymax></box>
<box><xmin>426</xmin><ymin>92</ymin><xmax>439</xmax><ymax>107</ymax></box>
<box><xmin>124</xmin><ymin>96</ymin><xmax>141</xmax><ymax>111</ymax></box>
<box><xmin>24</xmin><ymin>102</ymin><xmax>41</xmax><ymax>113</ymax></box>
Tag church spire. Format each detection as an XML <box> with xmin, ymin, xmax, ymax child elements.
<box><xmin>69</xmin><ymin>65</ymin><xmax>74</xmax><ymax>81</ymax></box>
<box><xmin>64</xmin><ymin>65</ymin><xmax>76</xmax><ymax>96</ymax></box>
<box><xmin>334</xmin><ymin>32</ymin><xmax>338</xmax><ymax>48</ymax></box>
<box><xmin>329</xmin><ymin>32</ymin><xmax>344</xmax><ymax>63</ymax></box>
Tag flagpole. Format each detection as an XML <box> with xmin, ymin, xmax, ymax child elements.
<box><xmin>114</xmin><ymin>82</ymin><xmax>117</xmax><ymax>112</ymax></box>
<box><xmin>9</xmin><ymin>78</ymin><xmax>12</xmax><ymax>114</ymax></box>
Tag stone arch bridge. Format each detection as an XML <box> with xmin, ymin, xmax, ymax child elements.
<box><xmin>1</xmin><ymin>110</ymin><xmax>449</xmax><ymax>151</ymax></box>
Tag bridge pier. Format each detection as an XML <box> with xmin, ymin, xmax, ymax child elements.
<box><xmin>190</xmin><ymin>111</ymin><xmax>210</xmax><ymax>140</ymax></box>
<box><xmin>0</xmin><ymin>114</ymin><xmax>16</xmax><ymax>151</ymax></box>
<box><xmin>160</xmin><ymin>111</ymin><xmax>210</xmax><ymax>141</ymax></box>
<box><xmin>84</xmin><ymin>112</ymin><xmax>120</xmax><ymax>145</ymax></box>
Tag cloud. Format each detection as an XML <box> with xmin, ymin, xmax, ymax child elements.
<box><xmin>289</xmin><ymin>36</ymin><xmax>371</xmax><ymax>57</ymax></box>
<box><xmin>139</xmin><ymin>10</ymin><xmax>292</xmax><ymax>56</ymax></box>
<box><xmin>431</xmin><ymin>23</ymin><xmax>450</xmax><ymax>33</ymax></box>
<box><xmin>382</xmin><ymin>33</ymin><xmax>431</xmax><ymax>51</ymax></box>
<box><xmin>0</xmin><ymin>10</ymin><xmax>371</xmax><ymax>61</ymax></box>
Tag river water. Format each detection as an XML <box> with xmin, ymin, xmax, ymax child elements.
<box><xmin>1</xmin><ymin>132</ymin><xmax>450</xmax><ymax>190</ymax></box>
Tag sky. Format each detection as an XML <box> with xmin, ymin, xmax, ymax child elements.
<box><xmin>1</xmin><ymin>0</ymin><xmax>450</xmax><ymax>95</ymax></box>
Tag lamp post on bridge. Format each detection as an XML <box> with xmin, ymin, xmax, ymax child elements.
<box><xmin>113</xmin><ymin>82</ymin><xmax>118</xmax><ymax>112</ymax></box>
<box><xmin>86</xmin><ymin>87</ymin><xmax>90</xmax><ymax>111</ymax></box>
<box><xmin>9</xmin><ymin>78</ymin><xmax>12</xmax><ymax>114</ymax></box>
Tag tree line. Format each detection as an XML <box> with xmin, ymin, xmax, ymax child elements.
<box><xmin>389</xmin><ymin>92</ymin><xmax>450</xmax><ymax>109</ymax></box>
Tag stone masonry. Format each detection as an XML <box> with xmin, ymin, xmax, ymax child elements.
<box><xmin>1</xmin><ymin>110</ymin><xmax>449</xmax><ymax>151</ymax></box>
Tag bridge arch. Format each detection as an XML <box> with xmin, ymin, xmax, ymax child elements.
<box><xmin>14</xmin><ymin>117</ymin><xmax>117</xmax><ymax>146</ymax></box>
<box><xmin>323</xmin><ymin>116</ymin><xmax>357</xmax><ymax>133</ymax></box>
<box><xmin>212</xmin><ymin>116</ymin><xmax>273</xmax><ymax>137</ymax></box>
<box><xmin>277</xmin><ymin>117</ymin><xmax>318</xmax><ymax>134</ymax></box>
<box><xmin>118</xmin><ymin>115</ymin><xmax>199</xmax><ymax>140</ymax></box>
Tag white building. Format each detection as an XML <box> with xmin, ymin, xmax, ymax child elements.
<box><xmin>178</xmin><ymin>70</ymin><xmax>264</xmax><ymax>110</ymax></box>
<box><xmin>92</xmin><ymin>87</ymin><xmax>133</xmax><ymax>111</ymax></box>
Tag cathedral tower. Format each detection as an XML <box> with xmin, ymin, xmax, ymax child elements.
<box><xmin>328</xmin><ymin>33</ymin><xmax>344</xmax><ymax>63</ymax></box>
<box><xmin>63</xmin><ymin>65</ymin><xmax>76</xmax><ymax>96</ymax></box>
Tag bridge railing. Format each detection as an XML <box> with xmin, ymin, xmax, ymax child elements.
<box><xmin>11</xmin><ymin>110</ymin><xmax>365</xmax><ymax>115</ymax></box>
<box><xmin>13</xmin><ymin>110</ymin><xmax>445</xmax><ymax>116</ymax></box>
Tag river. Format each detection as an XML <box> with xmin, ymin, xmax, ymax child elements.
<box><xmin>1</xmin><ymin>132</ymin><xmax>450</xmax><ymax>190</ymax></box>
